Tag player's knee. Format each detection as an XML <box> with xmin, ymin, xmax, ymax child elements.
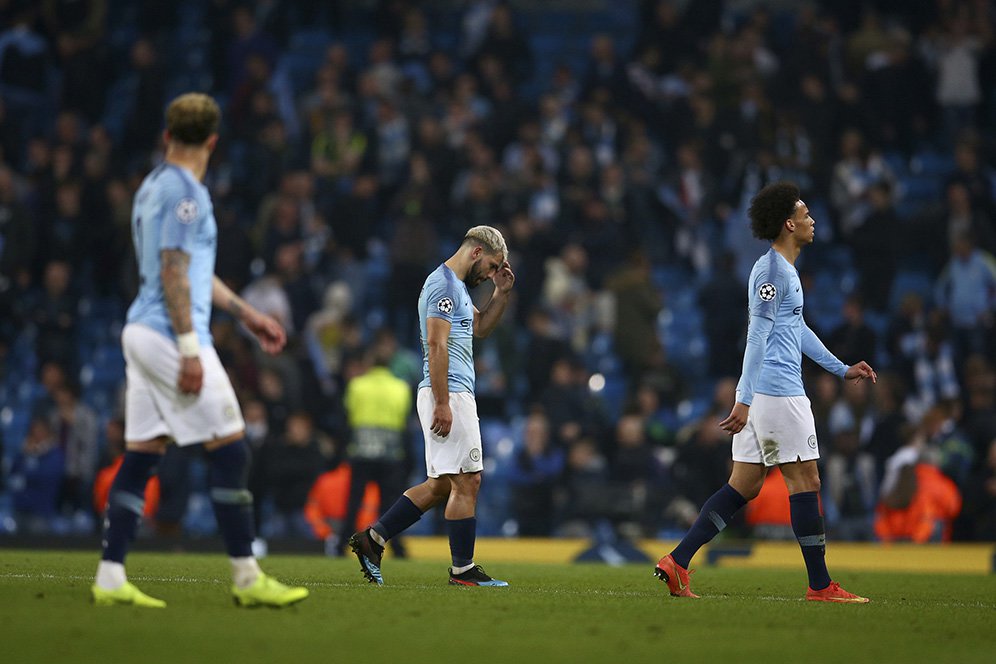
<box><xmin>206</xmin><ymin>438</ymin><xmax>250</xmax><ymax>488</ymax></box>
<box><xmin>452</xmin><ymin>472</ymin><xmax>481</xmax><ymax>497</ymax></box>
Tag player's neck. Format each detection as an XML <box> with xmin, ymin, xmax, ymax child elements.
<box><xmin>444</xmin><ymin>252</ymin><xmax>470</xmax><ymax>281</ymax></box>
<box><xmin>772</xmin><ymin>239</ymin><xmax>802</xmax><ymax>265</ymax></box>
<box><xmin>165</xmin><ymin>146</ymin><xmax>209</xmax><ymax>181</ymax></box>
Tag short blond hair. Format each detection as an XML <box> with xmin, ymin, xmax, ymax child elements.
<box><xmin>166</xmin><ymin>93</ymin><xmax>220</xmax><ymax>145</ymax></box>
<box><xmin>463</xmin><ymin>225</ymin><xmax>507</xmax><ymax>262</ymax></box>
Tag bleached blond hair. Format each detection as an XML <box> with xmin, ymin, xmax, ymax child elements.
<box><xmin>463</xmin><ymin>225</ymin><xmax>507</xmax><ymax>262</ymax></box>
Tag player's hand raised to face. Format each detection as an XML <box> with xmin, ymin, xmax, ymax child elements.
<box><xmin>178</xmin><ymin>356</ymin><xmax>204</xmax><ymax>395</ymax></box>
<box><xmin>245</xmin><ymin>312</ymin><xmax>287</xmax><ymax>355</ymax></box>
<box><xmin>719</xmin><ymin>402</ymin><xmax>750</xmax><ymax>435</ymax></box>
<box><xmin>493</xmin><ymin>261</ymin><xmax>515</xmax><ymax>293</ymax></box>
<box><xmin>845</xmin><ymin>361</ymin><xmax>877</xmax><ymax>384</ymax></box>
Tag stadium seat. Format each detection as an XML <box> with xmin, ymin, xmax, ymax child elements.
<box><xmin>889</xmin><ymin>270</ymin><xmax>934</xmax><ymax>311</ymax></box>
<box><xmin>910</xmin><ymin>150</ymin><xmax>954</xmax><ymax>177</ymax></box>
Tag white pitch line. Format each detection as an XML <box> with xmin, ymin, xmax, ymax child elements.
<box><xmin>2</xmin><ymin>572</ymin><xmax>994</xmax><ymax>610</ymax></box>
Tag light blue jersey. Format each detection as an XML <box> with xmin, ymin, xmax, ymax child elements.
<box><xmin>126</xmin><ymin>163</ymin><xmax>217</xmax><ymax>346</ymax></box>
<box><xmin>418</xmin><ymin>264</ymin><xmax>475</xmax><ymax>394</ymax></box>
<box><xmin>736</xmin><ymin>248</ymin><xmax>848</xmax><ymax>404</ymax></box>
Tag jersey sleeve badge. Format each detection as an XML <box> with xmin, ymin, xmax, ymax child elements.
<box><xmin>174</xmin><ymin>198</ymin><xmax>199</xmax><ymax>224</ymax></box>
<box><xmin>758</xmin><ymin>283</ymin><xmax>777</xmax><ymax>301</ymax></box>
<box><xmin>437</xmin><ymin>297</ymin><xmax>454</xmax><ymax>314</ymax></box>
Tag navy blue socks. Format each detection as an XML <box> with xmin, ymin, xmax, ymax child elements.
<box><xmin>372</xmin><ymin>495</ymin><xmax>423</xmax><ymax>542</ymax></box>
<box><xmin>101</xmin><ymin>451</ymin><xmax>160</xmax><ymax>563</ymax></box>
<box><xmin>206</xmin><ymin>440</ymin><xmax>254</xmax><ymax>558</ymax></box>
<box><xmin>447</xmin><ymin>517</ymin><xmax>476</xmax><ymax>568</ymax></box>
<box><xmin>671</xmin><ymin>484</ymin><xmax>747</xmax><ymax>569</ymax></box>
<box><xmin>790</xmin><ymin>491</ymin><xmax>831</xmax><ymax>590</ymax></box>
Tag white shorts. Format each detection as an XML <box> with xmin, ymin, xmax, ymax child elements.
<box><xmin>732</xmin><ymin>393</ymin><xmax>819</xmax><ymax>467</ymax></box>
<box><xmin>122</xmin><ymin>323</ymin><xmax>245</xmax><ymax>446</ymax></box>
<box><xmin>417</xmin><ymin>387</ymin><xmax>484</xmax><ymax>477</ymax></box>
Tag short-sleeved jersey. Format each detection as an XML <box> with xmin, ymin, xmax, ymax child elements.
<box><xmin>744</xmin><ymin>248</ymin><xmax>807</xmax><ymax>397</ymax></box>
<box><xmin>417</xmin><ymin>264</ymin><xmax>475</xmax><ymax>394</ymax></box>
<box><xmin>126</xmin><ymin>163</ymin><xmax>217</xmax><ymax>346</ymax></box>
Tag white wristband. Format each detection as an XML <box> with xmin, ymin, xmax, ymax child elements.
<box><xmin>176</xmin><ymin>331</ymin><xmax>200</xmax><ymax>358</ymax></box>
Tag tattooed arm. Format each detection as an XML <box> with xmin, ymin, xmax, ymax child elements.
<box><xmin>160</xmin><ymin>248</ymin><xmax>202</xmax><ymax>394</ymax></box>
<box><xmin>212</xmin><ymin>276</ymin><xmax>287</xmax><ymax>354</ymax></box>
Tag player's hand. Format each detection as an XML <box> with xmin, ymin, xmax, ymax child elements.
<box><xmin>719</xmin><ymin>402</ymin><xmax>750</xmax><ymax>435</ymax></box>
<box><xmin>845</xmin><ymin>361</ymin><xmax>877</xmax><ymax>384</ymax></box>
<box><xmin>178</xmin><ymin>356</ymin><xmax>203</xmax><ymax>395</ymax></box>
<box><xmin>492</xmin><ymin>261</ymin><xmax>515</xmax><ymax>294</ymax></box>
<box><xmin>431</xmin><ymin>402</ymin><xmax>453</xmax><ymax>437</ymax></box>
<box><xmin>245</xmin><ymin>311</ymin><xmax>287</xmax><ymax>355</ymax></box>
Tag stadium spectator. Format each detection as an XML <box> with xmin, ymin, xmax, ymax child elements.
<box><xmin>27</xmin><ymin>260</ymin><xmax>77</xmax><ymax>369</ymax></box>
<box><xmin>830</xmin><ymin>128</ymin><xmax>895</xmax><ymax>239</ymax></box>
<box><xmin>508</xmin><ymin>411</ymin><xmax>564</xmax><ymax>536</ymax></box>
<box><xmin>919</xmin><ymin>8</ymin><xmax>990</xmax><ymax>142</ymax></box>
<box><xmin>304</xmin><ymin>462</ymin><xmax>379</xmax><ymax>544</ymax></box>
<box><xmin>605</xmin><ymin>250</ymin><xmax>662</xmax><ymax>390</ymax></box>
<box><xmin>933</xmin><ymin>230</ymin><xmax>996</xmax><ymax>362</ymax></box>
<box><xmin>909</xmin><ymin>312</ymin><xmax>961</xmax><ymax>419</ymax></box>
<box><xmin>850</xmin><ymin>182</ymin><xmax>898</xmax><ymax>311</ymax></box>
<box><xmin>340</xmin><ymin>339</ymin><xmax>412</xmax><ymax>556</ymax></box>
<box><xmin>667</xmin><ymin>390</ymin><xmax>733</xmax><ymax>530</ymax></box>
<box><xmin>823</xmin><ymin>421</ymin><xmax>877</xmax><ymax>541</ymax></box>
<box><xmin>10</xmin><ymin>416</ymin><xmax>64</xmax><ymax>532</ymax></box>
<box><xmin>829</xmin><ymin>295</ymin><xmax>879</xmax><ymax>368</ymax></box>
<box><xmin>962</xmin><ymin>437</ymin><xmax>996</xmax><ymax>540</ymax></box>
<box><xmin>259</xmin><ymin>411</ymin><xmax>330</xmax><ymax>537</ymax></box>
<box><xmin>875</xmin><ymin>429</ymin><xmax>962</xmax><ymax>543</ymax></box>
<box><xmin>0</xmin><ymin>2</ymin><xmax>57</xmax><ymax>139</ymax></box>
<box><xmin>48</xmin><ymin>380</ymin><xmax>99</xmax><ymax>516</ymax></box>
<box><xmin>698</xmin><ymin>252</ymin><xmax>748</xmax><ymax>379</ymax></box>
<box><xmin>960</xmin><ymin>355</ymin><xmax>996</xmax><ymax>456</ymax></box>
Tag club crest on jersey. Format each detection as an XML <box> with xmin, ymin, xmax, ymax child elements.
<box><xmin>758</xmin><ymin>283</ymin><xmax>777</xmax><ymax>301</ymax></box>
<box><xmin>437</xmin><ymin>297</ymin><xmax>454</xmax><ymax>314</ymax></box>
<box><xmin>174</xmin><ymin>197</ymin><xmax>199</xmax><ymax>224</ymax></box>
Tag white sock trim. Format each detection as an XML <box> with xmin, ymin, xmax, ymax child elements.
<box><xmin>95</xmin><ymin>561</ymin><xmax>127</xmax><ymax>590</ymax></box>
<box><xmin>231</xmin><ymin>557</ymin><xmax>262</xmax><ymax>589</ymax></box>
<box><xmin>451</xmin><ymin>562</ymin><xmax>475</xmax><ymax>575</ymax></box>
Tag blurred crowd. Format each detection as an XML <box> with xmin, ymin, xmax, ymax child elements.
<box><xmin>1</xmin><ymin>0</ymin><xmax>995</xmax><ymax>545</ymax></box>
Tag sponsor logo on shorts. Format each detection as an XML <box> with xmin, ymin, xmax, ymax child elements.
<box><xmin>758</xmin><ymin>283</ymin><xmax>777</xmax><ymax>301</ymax></box>
<box><xmin>224</xmin><ymin>405</ymin><xmax>236</xmax><ymax>421</ymax></box>
<box><xmin>469</xmin><ymin>448</ymin><xmax>481</xmax><ymax>462</ymax></box>
<box><xmin>808</xmin><ymin>435</ymin><xmax>817</xmax><ymax>449</ymax></box>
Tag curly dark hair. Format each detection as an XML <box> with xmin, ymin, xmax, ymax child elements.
<box><xmin>748</xmin><ymin>181</ymin><xmax>800</xmax><ymax>241</ymax></box>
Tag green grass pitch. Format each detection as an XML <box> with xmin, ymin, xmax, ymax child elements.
<box><xmin>1</xmin><ymin>550</ymin><xmax>994</xmax><ymax>664</ymax></box>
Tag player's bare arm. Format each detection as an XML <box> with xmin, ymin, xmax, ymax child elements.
<box><xmin>845</xmin><ymin>361</ymin><xmax>877</xmax><ymax>384</ymax></box>
<box><xmin>472</xmin><ymin>261</ymin><xmax>515</xmax><ymax>338</ymax></box>
<box><xmin>719</xmin><ymin>402</ymin><xmax>749</xmax><ymax>435</ymax></box>
<box><xmin>211</xmin><ymin>276</ymin><xmax>286</xmax><ymax>354</ymax></box>
<box><xmin>426</xmin><ymin>316</ymin><xmax>452</xmax><ymax>437</ymax></box>
<box><xmin>161</xmin><ymin>248</ymin><xmax>202</xmax><ymax>395</ymax></box>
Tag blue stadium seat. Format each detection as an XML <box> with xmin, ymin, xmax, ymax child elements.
<box><xmin>910</xmin><ymin>150</ymin><xmax>954</xmax><ymax>177</ymax></box>
<box><xmin>900</xmin><ymin>174</ymin><xmax>942</xmax><ymax>201</ymax></box>
<box><xmin>889</xmin><ymin>270</ymin><xmax>934</xmax><ymax>311</ymax></box>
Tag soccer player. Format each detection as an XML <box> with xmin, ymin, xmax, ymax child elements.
<box><xmin>91</xmin><ymin>93</ymin><xmax>309</xmax><ymax>608</ymax></box>
<box><xmin>348</xmin><ymin>226</ymin><xmax>515</xmax><ymax>586</ymax></box>
<box><xmin>654</xmin><ymin>182</ymin><xmax>877</xmax><ymax>603</ymax></box>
